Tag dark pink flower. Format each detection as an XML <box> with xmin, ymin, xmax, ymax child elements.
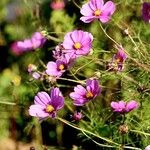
<box><xmin>46</xmin><ymin>54</ymin><xmax>74</xmax><ymax>78</ymax></box>
<box><xmin>142</xmin><ymin>2</ymin><xmax>150</xmax><ymax>23</ymax></box>
<box><xmin>80</xmin><ymin>0</ymin><xmax>116</xmax><ymax>23</ymax></box>
<box><xmin>11</xmin><ymin>42</ymin><xmax>23</xmax><ymax>55</ymax></box>
<box><xmin>63</xmin><ymin>30</ymin><xmax>93</xmax><ymax>58</ymax></box>
<box><xmin>111</xmin><ymin>100</ymin><xmax>139</xmax><ymax>114</ymax></box>
<box><xmin>108</xmin><ymin>46</ymin><xmax>127</xmax><ymax>71</ymax></box>
<box><xmin>72</xmin><ymin>111</ymin><xmax>83</xmax><ymax>121</ymax></box>
<box><xmin>29</xmin><ymin>88</ymin><xmax>64</xmax><ymax>119</ymax></box>
<box><xmin>70</xmin><ymin>79</ymin><xmax>101</xmax><ymax>106</ymax></box>
<box><xmin>50</xmin><ymin>0</ymin><xmax>65</xmax><ymax>10</ymax></box>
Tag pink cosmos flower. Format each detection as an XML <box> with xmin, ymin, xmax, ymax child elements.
<box><xmin>46</xmin><ymin>54</ymin><xmax>74</xmax><ymax>78</ymax></box>
<box><xmin>29</xmin><ymin>87</ymin><xmax>64</xmax><ymax>119</ymax></box>
<box><xmin>108</xmin><ymin>46</ymin><xmax>127</xmax><ymax>71</ymax></box>
<box><xmin>70</xmin><ymin>79</ymin><xmax>101</xmax><ymax>106</ymax></box>
<box><xmin>63</xmin><ymin>30</ymin><xmax>93</xmax><ymax>58</ymax></box>
<box><xmin>50</xmin><ymin>0</ymin><xmax>65</xmax><ymax>10</ymax></box>
<box><xmin>111</xmin><ymin>100</ymin><xmax>139</xmax><ymax>114</ymax></box>
<box><xmin>80</xmin><ymin>0</ymin><xmax>116</xmax><ymax>23</ymax></box>
<box><xmin>11</xmin><ymin>32</ymin><xmax>46</xmax><ymax>55</ymax></box>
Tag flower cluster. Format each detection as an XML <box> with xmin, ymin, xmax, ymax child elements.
<box><xmin>11</xmin><ymin>32</ymin><xmax>46</xmax><ymax>55</ymax></box>
<box><xmin>46</xmin><ymin>30</ymin><xmax>93</xmax><ymax>78</ymax></box>
<box><xmin>28</xmin><ymin>0</ymin><xmax>139</xmax><ymax>125</ymax></box>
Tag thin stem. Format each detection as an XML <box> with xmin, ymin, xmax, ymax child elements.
<box><xmin>72</xmin><ymin>0</ymin><xmax>81</xmax><ymax>9</ymax></box>
<box><xmin>99</xmin><ymin>23</ymin><xmax>120</xmax><ymax>46</ymax></box>
<box><xmin>46</xmin><ymin>35</ymin><xmax>61</xmax><ymax>42</ymax></box>
<box><xmin>57</xmin><ymin>117</ymin><xmax>141</xmax><ymax>149</ymax></box>
<box><xmin>0</xmin><ymin>101</ymin><xmax>16</xmax><ymax>105</ymax></box>
<box><xmin>57</xmin><ymin>117</ymin><xmax>120</xmax><ymax>146</ymax></box>
<box><xmin>130</xmin><ymin>130</ymin><xmax>150</xmax><ymax>136</ymax></box>
<box><xmin>82</xmin><ymin>131</ymin><xmax>116</xmax><ymax>148</ymax></box>
<box><xmin>58</xmin><ymin>77</ymin><xmax>85</xmax><ymax>84</ymax></box>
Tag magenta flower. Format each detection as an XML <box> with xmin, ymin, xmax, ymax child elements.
<box><xmin>80</xmin><ymin>0</ymin><xmax>116</xmax><ymax>23</ymax></box>
<box><xmin>29</xmin><ymin>88</ymin><xmax>64</xmax><ymax>119</ymax></box>
<box><xmin>110</xmin><ymin>100</ymin><xmax>139</xmax><ymax>114</ymax></box>
<box><xmin>142</xmin><ymin>2</ymin><xmax>150</xmax><ymax>23</ymax></box>
<box><xmin>108</xmin><ymin>46</ymin><xmax>127</xmax><ymax>71</ymax></box>
<box><xmin>70</xmin><ymin>79</ymin><xmax>101</xmax><ymax>106</ymax></box>
<box><xmin>63</xmin><ymin>30</ymin><xmax>93</xmax><ymax>58</ymax></box>
<box><xmin>46</xmin><ymin>54</ymin><xmax>74</xmax><ymax>78</ymax></box>
<box><xmin>12</xmin><ymin>32</ymin><xmax>46</xmax><ymax>54</ymax></box>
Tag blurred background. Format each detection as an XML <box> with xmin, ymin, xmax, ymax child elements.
<box><xmin>0</xmin><ymin>0</ymin><xmax>150</xmax><ymax>149</ymax></box>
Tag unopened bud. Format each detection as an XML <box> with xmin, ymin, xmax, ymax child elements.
<box><xmin>119</xmin><ymin>124</ymin><xmax>129</xmax><ymax>134</ymax></box>
<box><xmin>28</xmin><ymin>64</ymin><xmax>37</xmax><ymax>73</ymax></box>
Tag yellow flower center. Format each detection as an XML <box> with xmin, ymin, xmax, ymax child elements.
<box><xmin>45</xmin><ymin>105</ymin><xmax>55</xmax><ymax>113</ymax></box>
<box><xmin>86</xmin><ymin>91</ymin><xmax>94</xmax><ymax>98</ymax></box>
<box><xmin>94</xmin><ymin>9</ymin><xmax>101</xmax><ymax>16</ymax></box>
<box><xmin>58</xmin><ymin>64</ymin><xmax>65</xmax><ymax>70</ymax></box>
<box><xmin>74</xmin><ymin>42</ymin><xmax>81</xmax><ymax>49</ymax></box>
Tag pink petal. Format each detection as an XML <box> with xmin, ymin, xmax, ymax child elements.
<box><xmin>126</xmin><ymin>100</ymin><xmax>139</xmax><ymax>112</ymax></box>
<box><xmin>102</xmin><ymin>1</ymin><xmax>116</xmax><ymax>16</ymax></box>
<box><xmin>34</xmin><ymin>92</ymin><xmax>51</xmax><ymax>106</ymax></box>
<box><xmin>80</xmin><ymin>3</ymin><xmax>93</xmax><ymax>16</ymax></box>
<box><xmin>111</xmin><ymin>102</ymin><xmax>119</xmax><ymax>110</ymax></box>
<box><xmin>99</xmin><ymin>15</ymin><xmax>110</xmax><ymax>23</ymax></box>
<box><xmin>74</xmin><ymin>85</ymin><xmax>87</xmax><ymax>95</ymax></box>
<box><xmin>90</xmin><ymin>0</ymin><xmax>104</xmax><ymax>9</ymax></box>
<box><xmin>29</xmin><ymin>105</ymin><xmax>49</xmax><ymax>118</ymax></box>
<box><xmin>80</xmin><ymin>16</ymin><xmax>96</xmax><ymax>23</ymax></box>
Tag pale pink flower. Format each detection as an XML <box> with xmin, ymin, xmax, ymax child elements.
<box><xmin>80</xmin><ymin>0</ymin><xmax>116</xmax><ymax>23</ymax></box>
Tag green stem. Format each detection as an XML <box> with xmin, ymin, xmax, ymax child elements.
<box><xmin>57</xmin><ymin>117</ymin><xmax>120</xmax><ymax>146</ymax></box>
<box><xmin>99</xmin><ymin>23</ymin><xmax>120</xmax><ymax>46</ymax></box>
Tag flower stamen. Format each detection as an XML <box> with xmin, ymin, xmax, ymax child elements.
<box><xmin>86</xmin><ymin>91</ymin><xmax>94</xmax><ymax>98</ymax></box>
<box><xmin>94</xmin><ymin>9</ymin><xmax>101</xmax><ymax>16</ymax></box>
<box><xmin>58</xmin><ymin>64</ymin><xmax>65</xmax><ymax>70</ymax></box>
<box><xmin>74</xmin><ymin>42</ymin><xmax>81</xmax><ymax>49</ymax></box>
<box><xmin>45</xmin><ymin>105</ymin><xmax>55</xmax><ymax>113</ymax></box>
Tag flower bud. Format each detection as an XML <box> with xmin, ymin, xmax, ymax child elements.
<box><xmin>119</xmin><ymin>124</ymin><xmax>129</xmax><ymax>134</ymax></box>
